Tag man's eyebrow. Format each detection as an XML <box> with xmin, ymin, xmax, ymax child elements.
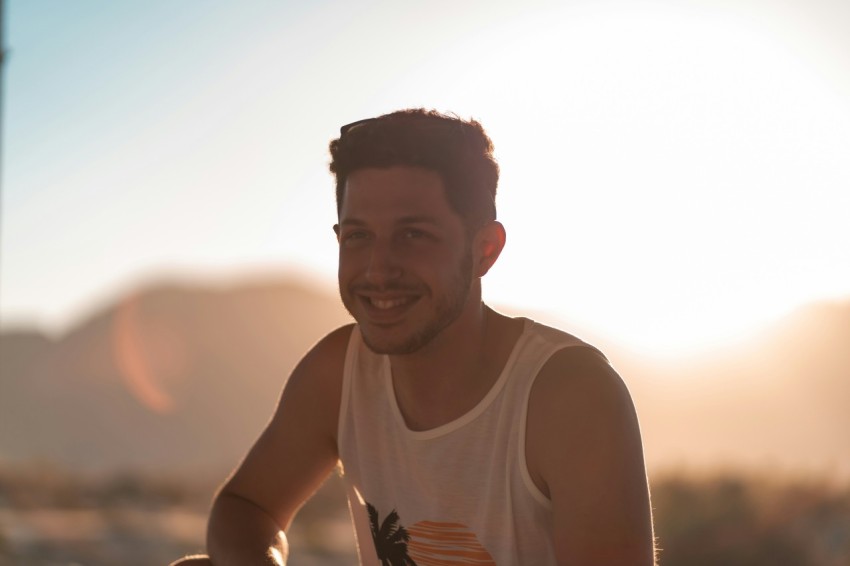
<box><xmin>396</xmin><ymin>215</ymin><xmax>441</xmax><ymax>225</ymax></box>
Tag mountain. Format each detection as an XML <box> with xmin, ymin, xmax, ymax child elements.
<box><xmin>0</xmin><ymin>277</ymin><xmax>352</xmax><ymax>477</ymax></box>
<box><xmin>617</xmin><ymin>301</ymin><xmax>850</xmax><ymax>478</ymax></box>
<box><xmin>1</xmin><ymin>277</ymin><xmax>848</xmax><ymax>480</ymax></box>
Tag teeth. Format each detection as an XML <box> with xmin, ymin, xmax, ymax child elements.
<box><xmin>371</xmin><ymin>297</ymin><xmax>409</xmax><ymax>310</ymax></box>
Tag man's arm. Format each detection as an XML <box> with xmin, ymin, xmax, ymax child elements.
<box><xmin>202</xmin><ymin>324</ymin><xmax>353</xmax><ymax>565</ymax></box>
<box><xmin>526</xmin><ymin>347</ymin><xmax>656</xmax><ymax>566</ymax></box>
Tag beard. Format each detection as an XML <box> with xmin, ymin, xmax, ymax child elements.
<box><xmin>341</xmin><ymin>250</ymin><xmax>474</xmax><ymax>355</ymax></box>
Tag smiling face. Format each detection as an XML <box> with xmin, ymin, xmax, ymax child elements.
<box><xmin>335</xmin><ymin>166</ymin><xmax>476</xmax><ymax>355</ymax></box>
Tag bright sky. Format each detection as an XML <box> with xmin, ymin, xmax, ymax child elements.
<box><xmin>3</xmin><ymin>0</ymin><xmax>849</xmax><ymax>356</ymax></box>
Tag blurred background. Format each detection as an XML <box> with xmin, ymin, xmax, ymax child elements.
<box><xmin>1</xmin><ymin>0</ymin><xmax>848</xmax><ymax>564</ymax></box>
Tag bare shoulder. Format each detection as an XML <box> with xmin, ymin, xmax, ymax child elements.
<box><xmin>280</xmin><ymin>323</ymin><xmax>355</xmax><ymax>406</ymax></box>
<box><xmin>526</xmin><ymin>346</ymin><xmax>642</xmax><ymax>490</ymax></box>
<box><xmin>530</xmin><ymin>346</ymin><xmax>635</xmax><ymax>426</ymax></box>
<box><xmin>220</xmin><ymin>324</ymin><xmax>355</xmax><ymax>529</ymax></box>
<box><xmin>263</xmin><ymin>322</ymin><xmax>356</xmax><ymax>447</ymax></box>
<box><xmin>526</xmin><ymin>345</ymin><xmax>655</xmax><ymax>564</ymax></box>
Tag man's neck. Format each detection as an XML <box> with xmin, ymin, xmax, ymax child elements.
<box><xmin>388</xmin><ymin>302</ymin><xmax>522</xmax><ymax>431</ymax></box>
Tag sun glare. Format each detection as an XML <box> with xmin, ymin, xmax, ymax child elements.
<box><xmin>112</xmin><ymin>295</ymin><xmax>187</xmax><ymax>413</ymax></box>
<box><xmin>417</xmin><ymin>5</ymin><xmax>850</xmax><ymax>355</ymax></box>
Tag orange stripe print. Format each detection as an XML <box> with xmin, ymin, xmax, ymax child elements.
<box><xmin>407</xmin><ymin>521</ymin><xmax>495</xmax><ymax>566</ymax></box>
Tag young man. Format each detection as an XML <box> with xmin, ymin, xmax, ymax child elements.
<box><xmin>172</xmin><ymin>109</ymin><xmax>655</xmax><ymax>565</ymax></box>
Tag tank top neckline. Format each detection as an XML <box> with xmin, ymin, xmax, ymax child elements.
<box><xmin>381</xmin><ymin>317</ymin><xmax>535</xmax><ymax>440</ymax></box>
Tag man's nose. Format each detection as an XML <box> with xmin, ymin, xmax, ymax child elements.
<box><xmin>365</xmin><ymin>240</ymin><xmax>402</xmax><ymax>285</ymax></box>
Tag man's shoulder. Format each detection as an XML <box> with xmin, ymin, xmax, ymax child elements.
<box><xmin>305</xmin><ymin>323</ymin><xmax>356</xmax><ymax>358</ymax></box>
<box><xmin>273</xmin><ymin>324</ymin><xmax>357</xmax><ymax>437</ymax></box>
<box><xmin>521</xmin><ymin>318</ymin><xmax>607</xmax><ymax>363</ymax></box>
<box><xmin>526</xmin><ymin>322</ymin><xmax>639</xmax><ymax>469</ymax></box>
<box><xmin>290</xmin><ymin>323</ymin><xmax>356</xmax><ymax>385</ymax></box>
<box><xmin>515</xmin><ymin>318</ymin><xmax>620</xmax><ymax>399</ymax></box>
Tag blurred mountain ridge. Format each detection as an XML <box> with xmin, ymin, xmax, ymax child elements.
<box><xmin>0</xmin><ymin>278</ymin><xmax>352</xmax><ymax>478</ymax></box>
<box><xmin>1</xmin><ymin>276</ymin><xmax>848</xmax><ymax>480</ymax></box>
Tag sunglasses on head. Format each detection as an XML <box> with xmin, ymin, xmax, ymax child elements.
<box><xmin>339</xmin><ymin>118</ymin><xmax>376</xmax><ymax>137</ymax></box>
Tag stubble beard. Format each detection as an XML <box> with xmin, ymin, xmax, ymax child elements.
<box><xmin>342</xmin><ymin>250</ymin><xmax>474</xmax><ymax>356</ymax></box>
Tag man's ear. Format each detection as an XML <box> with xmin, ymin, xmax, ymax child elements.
<box><xmin>474</xmin><ymin>221</ymin><xmax>506</xmax><ymax>278</ymax></box>
<box><xmin>333</xmin><ymin>224</ymin><xmax>340</xmax><ymax>241</ymax></box>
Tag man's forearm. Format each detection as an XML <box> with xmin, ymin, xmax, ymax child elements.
<box><xmin>206</xmin><ymin>490</ymin><xmax>289</xmax><ymax>565</ymax></box>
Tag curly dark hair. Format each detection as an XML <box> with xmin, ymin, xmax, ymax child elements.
<box><xmin>329</xmin><ymin>109</ymin><xmax>499</xmax><ymax>233</ymax></box>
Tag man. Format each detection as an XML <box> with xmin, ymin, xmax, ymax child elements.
<box><xmin>172</xmin><ymin>109</ymin><xmax>655</xmax><ymax>565</ymax></box>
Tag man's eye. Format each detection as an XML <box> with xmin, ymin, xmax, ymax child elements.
<box><xmin>403</xmin><ymin>229</ymin><xmax>426</xmax><ymax>239</ymax></box>
<box><xmin>342</xmin><ymin>231</ymin><xmax>369</xmax><ymax>245</ymax></box>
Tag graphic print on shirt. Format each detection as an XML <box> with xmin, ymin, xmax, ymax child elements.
<box><xmin>367</xmin><ymin>502</ymin><xmax>496</xmax><ymax>566</ymax></box>
<box><xmin>367</xmin><ymin>502</ymin><xmax>416</xmax><ymax>565</ymax></box>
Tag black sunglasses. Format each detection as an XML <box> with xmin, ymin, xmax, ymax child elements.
<box><xmin>339</xmin><ymin>114</ymin><xmax>468</xmax><ymax>138</ymax></box>
<box><xmin>339</xmin><ymin>118</ymin><xmax>376</xmax><ymax>137</ymax></box>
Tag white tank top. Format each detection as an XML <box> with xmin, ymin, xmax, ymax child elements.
<box><xmin>337</xmin><ymin>318</ymin><xmax>595</xmax><ymax>565</ymax></box>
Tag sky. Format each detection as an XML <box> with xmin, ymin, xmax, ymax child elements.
<box><xmin>2</xmin><ymin>0</ymin><xmax>849</xmax><ymax>356</ymax></box>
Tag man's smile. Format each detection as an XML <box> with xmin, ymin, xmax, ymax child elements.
<box><xmin>357</xmin><ymin>293</ymin><xmax>421</xmax><ymax>316</ymax></box>
<box><xmin>368</xmin><ymin>296</ymin><xmax>415</xmax><ymax>310</ymax></box>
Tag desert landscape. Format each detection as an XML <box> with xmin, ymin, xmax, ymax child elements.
<box><xmin>1</xmin><ymin>276</ymin><xmax>849</xmax><ymax>564</ymax></box>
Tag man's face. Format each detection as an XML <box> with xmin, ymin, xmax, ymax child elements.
<box><xmin>335</xmin><ymin>166</ymin><xmax>474</xmax><ymax>355</ymax></box>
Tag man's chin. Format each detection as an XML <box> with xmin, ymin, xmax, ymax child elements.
<box><xmin>359</xmin><ymin>327</ymin><xmax>430</xmax><ymax>356</ymax></box>
<box><xmin>360</xmin><ymin>335</ymin><xmax>419</xmax><ymax>356</ymax></box>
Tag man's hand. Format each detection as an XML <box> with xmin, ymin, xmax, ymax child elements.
<box><xmin>205</xmin><ymin>490</ymin><xmax>289</xmax><ymax>565</ymax></box>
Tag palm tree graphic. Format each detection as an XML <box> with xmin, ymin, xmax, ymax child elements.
<box><xmin>367</xmin><ymin>502</ymin><xmax>418</xmax><ymax>566</ymax></box>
